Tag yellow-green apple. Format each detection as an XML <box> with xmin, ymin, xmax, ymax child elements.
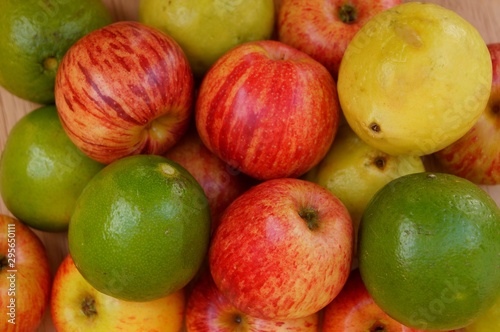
<box><xmin>464</xmin><ymin>291</ymin><xmax>500</xmax><ymax>332</ymax></box>
<box><xmin>322</xmin><ymin>269</ymin><xmax>429</xmax><ymax>332</ymax></box>
<box><xmin>304</xmin><ymin>124</ymin><xmax>425</xmax><ymax>259</ymax></box>
<box><xmin>51</xmin><ymin>254</ymin><xmax>185</xmax><ymax>331</ymax></box>
<box><xmin>433</xmin><ymin>43</ymin><xmax>500</xmax><ymax>185</ymax></box>
<box><xmin>164</xmin><ymin>127</ymin><xmax>254</xmax><ymax>233</ymax></box>
<box><xmin>55</xmin><ymin>21</ymin><xmax>194</xmax><ymax>165</ymax></box>
<box><xmin>209</xmin><ymin>178</ymin><xmax>353</xmax><ymax>320</ymax></box>
<box><xmin>139</xmin><ymin>0</ymin><xmax>275</xmax><ymax>80</ymax></box>
<box><xmin>278</xmin><ymin>0</ymin><xmax>401</xmax><ymax>80</ymax></box>
<box><xmin>185</xmin><ymin>271</ymin><xmax>319</xmax><ymax>331</ymax></box>
<box><xmin>195</xmin><ymin>40</ymin><xmax>340</xmax><ymax>181</ymax></box>
<box><xmin>0</xmin><ymin>214</ymin><xmax>51</xmax><ymax>332</ymax></box>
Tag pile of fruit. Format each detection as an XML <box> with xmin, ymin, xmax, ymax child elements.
<box><xmin>0</xmin><ymin>0</ymin><xmax>499</xmax><ymax>331</ymax></box>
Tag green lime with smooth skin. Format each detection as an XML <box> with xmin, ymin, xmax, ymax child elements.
<box><xmin>0</xmin><ymin>105</ymin><xmax>105</xmax><ymax>231</ymax></box>
<box><xmin>358</xmin><ymin>172</ymin><xmax>500</xmax><ymax>331</ymax></box>
<box><xmin>68</xmin><ymin>154</ymin><xmax>211</xmax><ymax>302</ymax></box>
<box><xmin>0</xmin><ymin>0</ymin><xmax>113</xmax><ymax>104</ymax></box>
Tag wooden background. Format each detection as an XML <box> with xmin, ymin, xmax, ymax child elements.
<box><xmin>0</xmin><ymin>0</ymin><xmax>498</xmax><ymax>330</ymax></box>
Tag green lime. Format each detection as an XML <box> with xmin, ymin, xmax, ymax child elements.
<box><xmin>0</xmin><ymin>0</ymin><xmax>113</xmax><ymax>104</ymax></box>
<box><xmin>0</xmin><ymin>105</ymin><xmax>105</xmax><ymax>231</ymax></box>
<box><xmin>68</xmin><ymin>154</ymin><xmax>211</xmax><ymax>302</ymax></box>
<box><xmin>358</xmin><ymin>172</ymin><xmax>500</xmax><ymax>331</ymax></box>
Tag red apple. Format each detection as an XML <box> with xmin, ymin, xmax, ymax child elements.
<box><xmin>195</xmin><ymin>40</ymin><xmax>340</xmax><ymax>181</ymax></box>
<box><xmin>185</xmin><ymin>271</ymin><xmax>319</xmax><ymax>331</ymax></box>
<box><xmin>209</xmin><ymin>178</ymin><xmax>353</xmax><ymax>320</ymax></box>
<box><xmin>278</xmin><ymin>0</ymin><xmax>402</xmax><ymax>79</ymax></box>
<box><xmin>0</xmin><ymin>214</ymin><xmax>51</xmax><ymax>332</ymax></box>
<box><xmin>322</xmin><ymin>269</ymin><xmax>429</xmax><ymax>332</ymax></box>
<box><xmin>55</xmin><ymin>21</ymin><xmax>194</xmax><ymax>164</ymax></box>
<box><xmin>164</xmin><ymin>127</ymin><xmax>254</xmax><ymax>233</ymax></box>
<box><xmin>433</xmin><ymin>42</ymin><xmax>500</xmax><ymax>185</ymax></box>
<box><xmin>51</xmin><ymin>254</ymin><xmax>185</xmax><ymax>331</ymax></box>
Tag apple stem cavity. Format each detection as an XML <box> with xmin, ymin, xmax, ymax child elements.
<box><xmin>0</xmin><ymin>256</ymin><xmax>7</xmax><ymax>271</ymax></box>
<box><xmin>369</xmin><ymin>320</ymin><xmax>388</xmax><ymax>331</ymax></box>
<box><xmin>299</xmin><ymin>207</ymin><xmax>320</xmax><ymax>231</ymax></box>
<box><xmin>81</xmin><ymin>296</ymin><xmax>98</xmax><ymax>318</ymax></box>
<box><xmin>338</xmin><ymin>3</ymin><xmax>358</xmax><ymax>24</ymax></box>
<box><xmin>233</xmin><ymin>313</ymin><xmax>242</xmax><ymax>324</ymax></box>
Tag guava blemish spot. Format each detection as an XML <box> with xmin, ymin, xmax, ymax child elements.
<box><xmin>160</xmin><ymin>163</ymin><xmax>176</xmax><ymax>176</ymax></box>
<box><xmin>395</xmin><ymin>24</ymin><xmax>423</xmax><ymax>48</ymax></box>
<box><xmin>43</xmin><ymin>56</ymin><xmax>58</xmax><ymax>72</ymax></box>
<box><xmin>427</xmin><ymin>173</ymin><xmax>437</xmax><ymax>179</ymax></box>
<box><xmin>369</xmin><ymin>122</ymin><xmax>381</xmax><ymax>133</ymax></box>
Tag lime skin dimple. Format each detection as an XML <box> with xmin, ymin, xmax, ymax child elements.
<box><xmin>68</xmin><ymin>154</ymin><xmax>211</xmax><ymax>302</ymax></box>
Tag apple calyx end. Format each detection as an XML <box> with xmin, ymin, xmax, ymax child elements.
<box><xmin>299</xmin><ymin>207</ymin><xmax>320</xmax><ymax>231</ymax></box>
<box><xmin>338</xmin><ymin>3</ymin><xmax>358</xmax><ymax>24</ymax></box>
<box><xmin>81</xmin><ymin>296</ymin><xmax>98</xmax><ymax>318</ymax></box>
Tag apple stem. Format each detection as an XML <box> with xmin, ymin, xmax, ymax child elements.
<box><xmin>81</xmin><ymin>296</ymin><xmax>98</xmax><ymax>318</ymax></box>
<box><xmin>338</xmin><ymin>3</ymin><xmax>358</xmax><ymax>24</ymax></box>
<box><xmin>299</xmin><ymin>207</ymin><xmax>319</xmax><ymax>231</ymax></box>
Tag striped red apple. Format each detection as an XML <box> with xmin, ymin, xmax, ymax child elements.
<box><xmin>185</xmin><ymin>272</ymin><xmax>319</xmax><ymax>331</ymax></box>
<box><xmin>195</xmin><ymin>40</ymin><xmax>340</xmax><ymax>181</ymax></box>
<box><xmin>209</xmin><ymin>178</ymin><xmax>353</xmax><ymax>320</ymax></box>
<box><xmin>164</xmin><ymin>127</ymin><xmax>254</xmax><ymax>233</ymax></box>
<box><xmin>0</xmin><ymin>215</ymin><xmax>51</xmax><ymax>332</ymax></box>
<box><xmin>278</xmin><ymin>0</ymin><xmax>402</xmax><ymax>79</ymax></box>
<box><xmin>55</xmin><ymin>21</ymin><xmax>194</xmax><ymax>164</ymax></box>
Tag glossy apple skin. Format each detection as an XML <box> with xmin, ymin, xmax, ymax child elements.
<box><xmin>185</xmin><ymin>272</ymin><xmax>319</xmax><ymax>331</ymax></box>
<box><xmin>164</xmin><ymin>127</ymin><xmax>254</xmax><ymax>233</ymax></box>
<box><xmin>51</xmin><ymin>254</ymin><xmax>185</xmax><ymax>332</ymax></box>
<box><xmin>55</xmin><ymin>21</ymin><xmax>194</xmax><ymax>164</ymax></box>
<box><xmin>278</xmin><ymin>0</ymin><xmax>401</xmax><ymax>79</ymax></box>
<box><xmin>195</xmin><ymin>40</ymin><xmax>340</xmax><ymax>181</ymax></box>
<box><xmin>434</xmin><ymin>43</ymin><xmax>500</xmax><ymax>185</ymax></box>
<box><xmin>322</xmin><ymin>269</ymin><xmax>429</xmax><ymax>332</ymax></box>
<box><xmin>209</xmin><ymin>178</ymin><xmax>353</xmax><ymax>320</ymax></box>
<box><xmin>0</xmin><ymin>215</ymin><xmax>51</xmax><ymax>332</ymax></box>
